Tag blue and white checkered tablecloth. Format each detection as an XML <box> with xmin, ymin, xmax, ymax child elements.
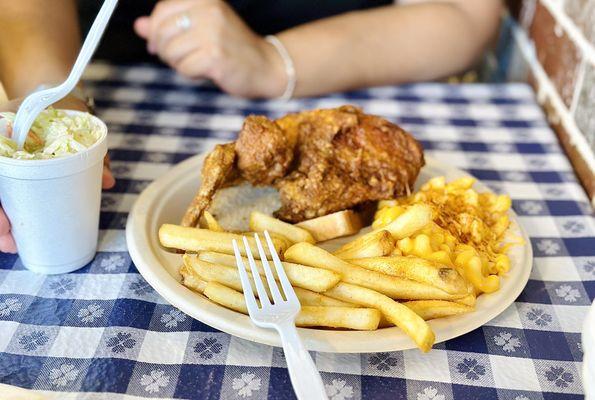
<box><xmin>0</xmin><ymin>63</ymin><xmax>593</xmax><ymax>400</ymax></box>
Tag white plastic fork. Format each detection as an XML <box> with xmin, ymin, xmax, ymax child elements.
<box><xmin>11</xmin><ymin>0</ymin><xmax>119</xmax><ymax>149</ymax></box>
<box><xmin>233</xmin><ymin>231</ymin><xmax>328</xmax><ymax>400</ymax></box>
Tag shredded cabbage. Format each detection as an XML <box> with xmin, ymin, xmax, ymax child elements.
<box><xmin>0</xmin><ymin>108</ymin><xmax>102</xmax><ymax>160</ymax></box>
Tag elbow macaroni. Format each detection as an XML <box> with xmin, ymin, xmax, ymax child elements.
<box><xmin>373</xmin><ymin>176</ymin><xmax>515</xmax><ymax>294</ymax></box>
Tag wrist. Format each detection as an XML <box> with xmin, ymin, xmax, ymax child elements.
<box><xmin>257</xmin><ymin>37</ymin><xmax>290</xmax><ymax>99</ymax></box>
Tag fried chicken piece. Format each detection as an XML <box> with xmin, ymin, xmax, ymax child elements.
<box><xmin>274</xmin><ymin>107</ymin><xmax>424</xmax><ymax>221</ymax></box>
<box><xmin>235</xmin><ymin>115</ymin><xmax>294</xmax><ymax>185</ymax></box>
<box><xmin>181</xmin><ymin>106</ymin><xmax>424</xmax><ymax>226</ymax></box>
<box><xmin>181</xmin><ymin>143</ymin><xmax>236</xmax><ymax>227</ymax></box>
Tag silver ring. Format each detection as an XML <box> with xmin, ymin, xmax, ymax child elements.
<box><xmin>176</xmin><ymin>13</ymin><xmax>192</xmax><ymax>32</ymax></box>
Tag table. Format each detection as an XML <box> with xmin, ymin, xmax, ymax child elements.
<box><xmin>0</xmin><ymin>63</ymin><xmax>593</xmax><ymax>400</ymax></box>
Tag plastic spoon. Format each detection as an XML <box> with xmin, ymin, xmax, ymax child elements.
<box><xmin>11</xmin><ymin>0</ymin><xmax>118</xmax><ymax>149</ymax></box>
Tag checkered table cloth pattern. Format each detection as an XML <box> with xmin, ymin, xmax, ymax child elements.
<box><xmin>0</xmin><ymin>63</ymin><xmax>593</xmax><ymax>400</ymax></box>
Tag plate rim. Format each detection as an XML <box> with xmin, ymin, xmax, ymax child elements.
<box><xmin>126</xmin><ymin>154</ymin><xmax>533</xmax><ymax>353</ymax></box>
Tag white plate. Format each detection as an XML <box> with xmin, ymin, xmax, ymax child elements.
<box><xmin>126</xmin><ymin>154</ymin><xmax>532</xmax><ymax>353</ymax></box>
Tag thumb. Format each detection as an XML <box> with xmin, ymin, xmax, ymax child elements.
<box><xmin>134</xmin><ymin>16</ymin><xmax>151</xmax><ymax>39</ymax></box>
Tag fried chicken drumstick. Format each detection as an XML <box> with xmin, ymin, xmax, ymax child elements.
<box><xmin>181</xmin><ymin>106</ymin><xmax>424</xmax><ymax>226</ymax></box>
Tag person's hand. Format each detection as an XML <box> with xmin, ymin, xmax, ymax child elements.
<box><xmin>0</xmin><ymin>95</ymin><xmax>115</xmax><ymax>253</ymax></box>
<box><xmin>134</xmin><ymin>0</ymin><xmax>286</xmax><ymax>98</ymax></box>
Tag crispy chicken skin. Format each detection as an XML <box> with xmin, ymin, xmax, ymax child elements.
<box><xmin>235</xmin><ymin>115</ymin><xmax>293</xmax><ymax>185</ymax></box>
<box><xmin>182</xmin><ymin>106</ymin><xmax>424</xmax><ymax>225</ymax></box>
<box><xmin>181</xmin><ymin>143</ymin><xmax>236</xmax><ymax>227</ymax></box>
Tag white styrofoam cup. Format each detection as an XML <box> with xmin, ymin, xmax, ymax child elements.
<box><xmin>0</xmin><ymin>110</ymin><xmax>108</xmax><ymax>274</ymax></box>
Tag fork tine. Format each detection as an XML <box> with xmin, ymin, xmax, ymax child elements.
<box><xmin>243</xmin><ymin>236</ymin><xmax>271</xmax><ymax>306</ymax></box>
<box><xmin>254</xmin><ymin>233</ymin><xmax>284</xmax><ymax>303</ymax></box>
<box><xmin>264</xmin><ymin>231</ymin><xmax>298</xmax><ymax>303</ymax></box>
<box><xmin>233</xmin><ymin>239</ymin><xmax>259</xmax><ymax>313</ymax></box>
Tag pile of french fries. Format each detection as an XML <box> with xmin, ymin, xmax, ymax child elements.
<box><xmin>159</xmin><ymin>176</ymin><xmax>514</xmax><ymax>352</ymax></box>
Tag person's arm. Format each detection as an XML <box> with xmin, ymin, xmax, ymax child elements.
<box><xmin>136</xmin><ymin>0</ymin><xmax>502</xmax><ymax>98</ymax></box>
<box><xmin>279</xmin><ymin>0</ymin><xmax>502</xmax><ymax>96</ymax></box>
<box><xmin>0</xmin><ymin>0</ymin><xmax>81</xmax><ymax>99</ymax></box>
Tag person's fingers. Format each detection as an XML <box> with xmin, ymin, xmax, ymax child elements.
<box><xmin>0</xmin><ymin>208</ymin><xmax>10</xmax><ymax>236</ymax></box>
<box><xmin>175</xmin><ymin>50</ymin><xmax>214</xmax><ymax>79</ymax></box>
<box><xmin>160</xmin><ymin>31</ymin><xmax>202</xmax><ymax>66</ymax></box>
<box><xmin>153</xmin><ymin>11</ymin><xmax>197</xmax><ymax>55</ymax></box>
<box><xmin>148</xmin><ymin>0</ymin><xmax>195</xmax><ymax>53</ymax></box>
<box><xmin>102</xmin><ymin>165</ymin><xmax>115</xmax><ymax>189</ymax></box>
<box><xmin>0</xmin><ymin>233</ymin><xmax>17</xmax><ymax>254</ymax></box>
<box><xmin>134</xmin><ymin>16</ymin><xmax>151</xmax><ymax>39</ymax></box>
<box><xmin>0</xmin><ymin>98</ymin><xmax>22</xmax><ymax>113</ymax></box>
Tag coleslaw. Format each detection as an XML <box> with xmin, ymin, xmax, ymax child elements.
<box><xmin>0</xmin><ymin>108</ymin><xmax>102</xmax><ymax>160</ymax></box>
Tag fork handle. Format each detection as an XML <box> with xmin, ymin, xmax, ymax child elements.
<box><xmin>277</xmin><ymin>321</ymin><xmax>328</xmax><ymax>400</ymax></box>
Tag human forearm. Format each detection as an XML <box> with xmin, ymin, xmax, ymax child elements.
<box><xmin>277</xmin><ymin>0</ymin><xmax>502</xmax><ymax>96</ymax></box>
<box><xmin>0</xmin><ymin>0</ymin><xmax>81</xmax><ymax>99</ymax></box>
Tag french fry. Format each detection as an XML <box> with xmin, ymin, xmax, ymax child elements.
<box><xmin>201</xmin><ymin>211</ymin><xmax>224</xmax><ymax>232</ymax></box>
<box><xmin>293</xmin><ymin>287</ymin><xmax>358</xmax><ymax>307</ymax></box>
<box><xmin>184</xmin><ymin>256</ymin><xmax>255</xmax><ymax>293</ymax></box>
<box><xmin>204</xmin><ymin>282</ymin><xmax>381</xmax><ymax>330</ymax></box>
<box><xmin>333</xmin><ymin>230</ymin><xmax>395</xmax><ymax>259</ymax></box>
<box><xmin>198</xmin><ymin>251</ymin><xmax>341</xmax><ymax>292</ymax></box>
<box><xmin>180</xmin><ymin>265</ymin><xmax>352</xmax><ymax>308</ymax></box>
<box><xmin>296</xmin><ymin>210</ymin><xmax>363</xmax><ymax>242</ymax></box>
<box><xmin>250</xmin><ymin>211</ymin><xmax>315</xmax><ymax>244</ymax></box>
<box><xmin>204</xmin><ymin>281</ymin><xmax>250</xmax><ymax>313</ymax></box>
<box><xmin>285</xmin><ymin>243</ymin><xmax>465</xmax><ymax>301</ymax></box>
<box><xmin>159</xmin><ymin>224</ymin><xmax>287</xmax><ymax>258</ymax></box>
<box><xmin>298</xmin><ymin>306</ymin><xmax>380</xmax><ymax>330</ymax></box>
<box><xmin>377</xmin><ymin>204</ymin><xmax>432</xmax><ymax>239</ymax></box>
<box><xmin>454</xmin><ymin>292</ymin><xmax>476</xmax><ymax>307</ymax></box>
<box><xmin>403</xmin><ymin>300</ymin><xmax>474</xmax><ymax>320</ymax></box>
<box><xmin>349</xmin><ymin>256</ymin><xmax>467</xmax><ymax>295</ymax></box>
<box><xmin>324</xmin><ymin>282</ymin><xmax>434</xmax><ymax>351</ymax></box>
<box><xmin>179</xmin><ymin>264</ymin><xmax>208</xmax><ymax>293</ymax></box>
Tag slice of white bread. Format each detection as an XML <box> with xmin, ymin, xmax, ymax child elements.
<box><xmin>296</xmin><ymin>210</ymin><xmax>363</xmax><ymax>242</ymax></box>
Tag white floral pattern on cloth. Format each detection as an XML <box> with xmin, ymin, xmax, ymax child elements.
<box><xmin>519</xmin><ymin>200</ymin><xmax>544</xmax><ymax>215</ymax></box>
<box><xmin>160</xmin><ymin>309</ymin><xmax>187</xmax><ymax>328</ymax></box>
<box><xmin>456</xmin><ymin>358</ymin><xmax>486</xmax><ymax>380</ymax></box>
<box><xmin>493</xmin><ymin>331</ymin><xmax>522</xmax><ymax>352</ymax></box>
<box><xmin>369</xmin><ymin>353</ymin><xmax>399</xmax><ymax>371</ymax></box>
<box><xmin>0</xmin><ymin>297</ymin><xmax>22</xmax><ymax>317</ymax></box>
<box><xmin>129</xmin><ymin>278</ymin><xmax>154</xmax><ymax>296</ymax></box>
<box><xmin>536</xmin><ymin>239</ymin><xmax>561</xmax><ymax>255</ymax></box>
<box><xmin>99</xmin><ymin>254</ymin><xmax>126</xmax><ymax>272</ymax></box>
<box><xmin>194</xmin><ymin>337</ymin><xmax>223</xmax><ymax>359</ymax></box>
<box><xmin>77</xmin><ymin>304</ymin><xmax>104</xmax><ymax>323</ymax></box>
<box><xmin>555</xmin><ymin>285</ymin><xmax>581</xmax><ymax>302</ymax></box>
<box><xmin>544</xmin><ymin>366</ymin><xmax>574</xmax><ymax>388</ymax></box>
<box><xmin>561</xmin><ymin>220</ymin><xmax>585</xmax><ymax>234</ymax></box>
<box><xmin>231</xmin><ymin>373</ymin><xmax>261</xmax><ymax>397</ymax></box>
<box><xmin>49</xmin><ymin>278</ymin><xmax>75</xmax><ymax>295</ymax></box>
<box><xmin>49</xmin><ymin>363</ymin><xmax>79</xmax><ymax>387</ymax></box>
<box><xmin>106</xmin><ymin>332</ymin><xmax>136</xmax><ymax>353</ymax></box>
<box><xmin>417</xmin><ymin>386</ymin><xmax>445</xmax><ymax>400</ymax></box>
<box><xmin>19</xmin><ymin>331</ymin><xmax>49</xmax><ymax>351</ymax></box>
<box><xmin>140</xmin><ymin>369</ymin><xmax>170</xmax><ymax>393</ymax></box>
<box><xmin>325</xmin><ymin>379</ymin><xmax>354</xmax><ymax>400</ymax></box>
<box><xmin>526</xmin><ymin>308</ymin><xmax>553</xmax><ymax>327</ymax></box>
<box><xmin>434</xmin><ymin>141</ymin><xmax>459</xmax><ymax>151</ymax></box>
<box><xmin>584</xmin><ymin>260</ymin><xmax>595</xmax><ymax>276</ymax></box>
<box><xmin>502</xmin><ymin>171</ymin><xmax>528</xmax><ymax>182</ymax></box>
<box><xmin>514</xmin><ymin>395</ymin><xmax>530</xmax><ymax>400</ymax></box>
<box><xmin>491</xmin><ymin>143</ymin><xmax>515</xmax><ymax>153</ymax></box>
